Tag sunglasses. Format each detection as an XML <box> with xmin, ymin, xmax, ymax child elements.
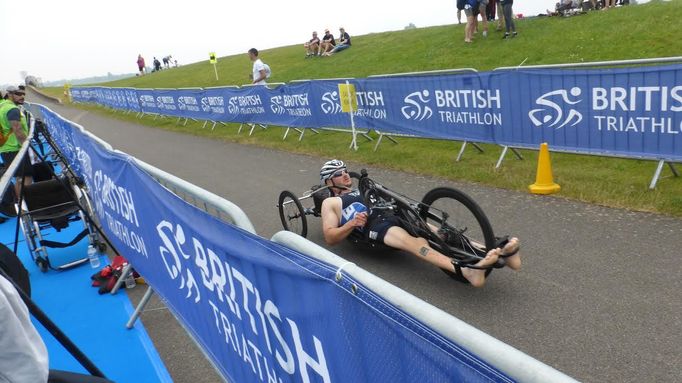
<box><xmin>331</xmin><ymin>169</ymin><xmax>347</xmax><ymax>178</ymax></box>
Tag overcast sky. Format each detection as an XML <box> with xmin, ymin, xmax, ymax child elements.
<box><xmin>1</xmin><ymin>0</ymin><xmax>602</xmax><ymax>85</ymax></box>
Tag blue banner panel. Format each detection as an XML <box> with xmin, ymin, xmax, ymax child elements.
<box><xmin>39</xmin><ymin>105</ymin><xmax>514</xmax><ymax>383</ymax></box>
<box><xmin>490</xmin><ymin>65</ymin><xmax>682</xmax><ymax>159</ymax></box>
<box><xmin>69</xmin><ymin>63</ymin><xmax>682</xmax><ymax>161</ymax></box>
<box><xmin>123</xmin><ymin>88</ymin><xmax>141</xmax><ymax>113</ymax></box>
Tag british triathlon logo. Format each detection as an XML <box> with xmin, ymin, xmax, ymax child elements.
<box><xmin>401</xmin><ymin>90</ymin><xmax>433</xmax><ymax>121</ymax></box>
<box><xmin>321</xmin><ymin>91</ymin><xmax>342</xmax><ymax>114</ymax></box>
<box><xmin>270</xmin><ymin>96</ymin><xmax>287</xmax><ymax>115</ymax></box>
<box><xmin>529</xmin><ymin>87</ymin><xmax>583</xmax><ymax>129</ymax></box>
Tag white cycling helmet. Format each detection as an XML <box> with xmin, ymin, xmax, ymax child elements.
<box><xmin>320</xmin><ymin>159</ymin><xmax>346</xmax><ymax>181</ymax></box>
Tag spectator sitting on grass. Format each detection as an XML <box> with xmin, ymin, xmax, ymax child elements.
<box><xmin>304</xmin><ymin>31</ymin><xmax>321</xmax><ymax>58</ymax></box>
<box><xmin>320</xmin><ymin>28</ymin><xmax>336</xmax><ymax>55</ymax></box>
<box><xmin>323</xmin><ymin>27</ymin><xmax>351</xmax><ymax>56</ymax></box>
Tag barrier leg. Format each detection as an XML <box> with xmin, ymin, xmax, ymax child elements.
<box><xmin>457</xmin><ymin>141</ymin><xmax>485</xmax><ymax>162</ymax></box>
<box><xmin>248</xmin><ymin>124</ymin><xmax>257</xmax><ymax>136</ymax></box>
<box><xmin>511</xmin><ymin>147</ymin><xmax>524</xmax><ymax>160</ymax></box>
<box><xmin>495</xmin><ymin>146</ymin><xmax>509</xmax><ymax>169</ymax></box>
<box><xmin>111</xmin><ymin>263</ymin><xmax>133</xmax><ymax>295</ymax></box>
<box><xmin>183</xmin><ymin>118</ymin><xmax>189</xmax><ymax>126</ymax></box>
<box><xmin>310</xmin><ymin>128</ymin><xmax>320</xmax><ymax>135</ymax></box>
<box><xmin>385</xmin><ymin>135</ymin><xmax>399</xmax><ymax>144</ymax></box>
<box><xmin>373</xmin><ymin>134</ymin><xmax>384</xmax><ymax>152</ymax></box>
<box><xmin>176</xmin><ymin>117</ymin><xmax>182</xmax><ymax>124</ymax></box>
<box><xmin>237</xmin><ymin>123</ymin><xmax>244</xmax><ymax>134</ymax></box>
<box><xmin>471</xmin><ymin>142</ymin><xmax>485</xmax><ymax>153</ymax></box>
<box><xmin>126</xmin><ymin>286</ymin><xmax>154</xmax><ymax>329</ymax></box>
<box><xmin>649</xmin><ymin>160</ymin><xmax>665</xmax><ymax>189</ymax></box>
<box><xmin>668</xmin><ymin>162</ymin><xmax>679</xmax><ymax>177</ymax></box>
<box><xmin>283</xmin><ymin>127</ymin><xmax>291</xmax><ymax>140</ymax></box>
<box><xmin>456</xmin><ymin>141</ymin><xmax>468</xmax><ymax>162</ymax></box>
<box><xmin>361</xmin><ymin>131</ymin><xmax>374</xmax><ymax>141</ymax></box>
<box><xmin>211</xmin><ymin>121</ymin><xmax>217</xmax><ymax>131</ymax></box>
<box><xmin>202</xmin><ymin>120</ymin><xmax>208</xmax><ymax>129</ymax></box>
<box><xmin>297</xmin><ymin>128</ymin><xmax>306</xmax><ymax>141</ymax></box>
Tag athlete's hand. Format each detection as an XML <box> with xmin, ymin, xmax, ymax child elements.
<box><xmin>349</xmin><ymin>212</ymin><xmax>368</xmax><ymax>228</ymax></box>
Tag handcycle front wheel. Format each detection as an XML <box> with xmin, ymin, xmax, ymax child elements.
<box><xmin>420</xmin><ymin>187</ymin><xmax>496</xmax><ymax>282</ymax></box>
<box><xmin>278</xmin><ymin>190</ymin><xmax>308</xmax><ymax>238</ymax></box>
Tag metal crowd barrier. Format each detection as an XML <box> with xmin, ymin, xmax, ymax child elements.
<box><xmin>493</xmin><ymin>56</ymin><xmax>682</xmax><ymax>188</ymax></box>
<box><xmin>67</xmin><ymin>56</ymin><xmax>682</xmax><ymax>189</ymax></box>
<box><xmin>270</xmin><ymin>231</ymin><xmax>579</xmax><ymax>383</ymax></box>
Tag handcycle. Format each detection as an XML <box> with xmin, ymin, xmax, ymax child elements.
<box><xmin>277</xmin><ymin>169</ymin><xmax>507</xmax><ymax>281</ymax></box>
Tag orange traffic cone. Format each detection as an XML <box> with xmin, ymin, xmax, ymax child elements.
<box><xmin>529</xmin><ymin>143</ymin><xmax>561</xmax><ymax>195</ymax></box>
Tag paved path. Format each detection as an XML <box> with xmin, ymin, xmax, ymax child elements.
<box><xmin>31</xmin><ymin>93</ymin><xmax>682</xmax><ymax>383</ymax></box>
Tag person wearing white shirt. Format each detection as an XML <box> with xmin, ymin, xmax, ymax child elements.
<box><xmin>0</xmin><ymin>273</ymin><xmax>49</xmax><ymax>383</ymax></box>
<box><xmin>248</xmin><ymin>48</ymin><xmax>269</xmax><ymax>85</ymax></box>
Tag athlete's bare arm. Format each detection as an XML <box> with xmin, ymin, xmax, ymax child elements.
<box><xmin>321</xmin><ymin>197</ymin><xmax>367</xmax><ymax>246</ymax></box>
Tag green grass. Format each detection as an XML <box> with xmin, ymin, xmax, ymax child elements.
<box><xmin>38</xmin><ymin>87</ymin><xmax>65</xmax><ymax>100</ymax></box>
<box><xmin>42</xmin><ymin>1</ymin><xmax>682</xmax><ymax>216</ymax></box>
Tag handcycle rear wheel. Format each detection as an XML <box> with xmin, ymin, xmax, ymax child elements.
<box><xmin>278</xmin><ymin>190</ymin><xmax>308</xmax><ymax>238</ymax></box>
<box><xmin>420</xmin><ymin>187</ymin><xmax>496</xmax><ymax>282</ymax></box>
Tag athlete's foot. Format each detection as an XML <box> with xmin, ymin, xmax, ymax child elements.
<box><xmin>460</xmin><ymin>249</ymin><xmax>499</xmax><ymax>287</ymax></box>
<box><xmin>501</xmin><ymin>237</ymin><xmax>521</xmax><ymax>271</ymax></box>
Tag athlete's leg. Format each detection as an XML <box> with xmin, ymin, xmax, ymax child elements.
<box><xmin>382</xmin><ymin>226</ymin><xmax>499</xmax><ymax>287</ymax></box>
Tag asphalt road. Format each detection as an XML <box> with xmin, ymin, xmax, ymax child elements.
<box><xmin>29</xmin><ymin>93</ymin><xmax>682</xmax><ymax>383</ymax></box>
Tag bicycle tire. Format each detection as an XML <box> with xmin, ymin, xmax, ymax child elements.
<box><xmin>278</xmin><ymin>190</ymin><xmax>308</xmax><ymax>238</ymax></box>
<box><xmin>420</xmin><ymin>187</ymin><xmax>495</xmax><ymax>282</ymax></box>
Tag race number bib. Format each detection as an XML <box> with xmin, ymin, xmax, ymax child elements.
<box><xmin>340</xmin><ymin>202</ymin><xmax>368</xmax><ymax>227</ymax></box>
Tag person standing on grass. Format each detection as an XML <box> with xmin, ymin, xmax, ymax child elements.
<box><xmin>501</xmin><ymin>0</ymin><xmax>517</xmax><ymax>39</ymax></box>
<box><xmin>495</xmin><ymin>0</ymin><xmax>506</xmax><ymax>31</ymax></box>
<box><xmin>464</xmin><ymin>0</ymin><xmax>477</xmax><ymax>43</ymax></box>
<box><xmin>136</xmin><ymin>54</ymin><xmax>145</xmax><ymax>76</ymax></box>
<box><xmin>456</xmin><ymin>0</ymin><xmax>466</xmax><ymax>25</ymax></box>
<box><xmin>478</xmin><ymin>0</ymin><xmax>490</xmax><ymax>37</ymax></box>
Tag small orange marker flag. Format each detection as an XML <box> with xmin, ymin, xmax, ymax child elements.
<box><xmin>529</xmin><ymin>143</ymin><xmax>561</xmax><ymax>195</ymax></box>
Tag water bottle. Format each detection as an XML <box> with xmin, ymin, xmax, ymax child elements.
<box><xmin>87</xmin><ymin>245</ymin><xmax>100</xmax><ymax>268</ymax></box>
<box><xmin>124</xmin><ymin>268</ymin><xmax>136</xmax><ymax>289</ymax></box>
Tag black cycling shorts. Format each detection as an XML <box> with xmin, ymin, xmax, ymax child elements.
<box><xmin>366</xmin><ymin>215</ymin><xmax>403</xmax><ymax>244</ymax></box>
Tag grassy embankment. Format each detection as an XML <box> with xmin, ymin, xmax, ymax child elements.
<box><xmin>43</xmin><ymin>1</ymin><xmax>682</xmax><ymax>215</ymax></box>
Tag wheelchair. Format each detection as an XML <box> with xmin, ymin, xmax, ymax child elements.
<box><xmin>10</xmin><ymin>124</ymin><xmax>106</xmax><ymax>273</ymax></box>
<box><xmin>17</xmin><ymin>170</ymin><xmax>104</xmax><ymax>272</ymax></box>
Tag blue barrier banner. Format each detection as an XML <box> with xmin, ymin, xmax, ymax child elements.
<box><xmin>69</xmin><ymin>63</ymin><xmax>682</xmax><ymax>161</ymax></box>
<box><xmin>135</xmin><ymin>89</ymin><xmax>159</xmax><ymax>115</ymax></box>
<box><xmin>311</xmin><ymin>80</ymin><xmax>355</xmax><ymax>129</ymax></box>
<box><xmin>151</xmin><ymin>89</ymin><xmax>181</xmax><ymax>117</ymax></box>
<box><xmin>39</xmin><ymin>105</ymin><xmax>515</xmax><ymax>383</ymax></box>
<box><xmin>173</xmin><ymin>88</ymin><xmax>205</xmax><ymax>120</ymax></box>
<box><xmin>490</xmin><ymin>65</ymin><xmax>682</xmax><ymax>160</ymax></box>
<box><xmin>123</xmin><ymin>88</ymin><xmax>141</xmax><ymax>113</ymax></box>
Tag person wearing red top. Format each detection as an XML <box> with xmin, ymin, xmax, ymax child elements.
<box><xmin>136</xmin><ymin>54</ymin><xmax>145</xmax><ymax>76</ymax></box>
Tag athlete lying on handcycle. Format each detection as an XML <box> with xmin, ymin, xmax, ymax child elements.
<box><xmin>318</xmin><ymin>159</ymin><xmax>521</xmax><ymax>287</ymax></box>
